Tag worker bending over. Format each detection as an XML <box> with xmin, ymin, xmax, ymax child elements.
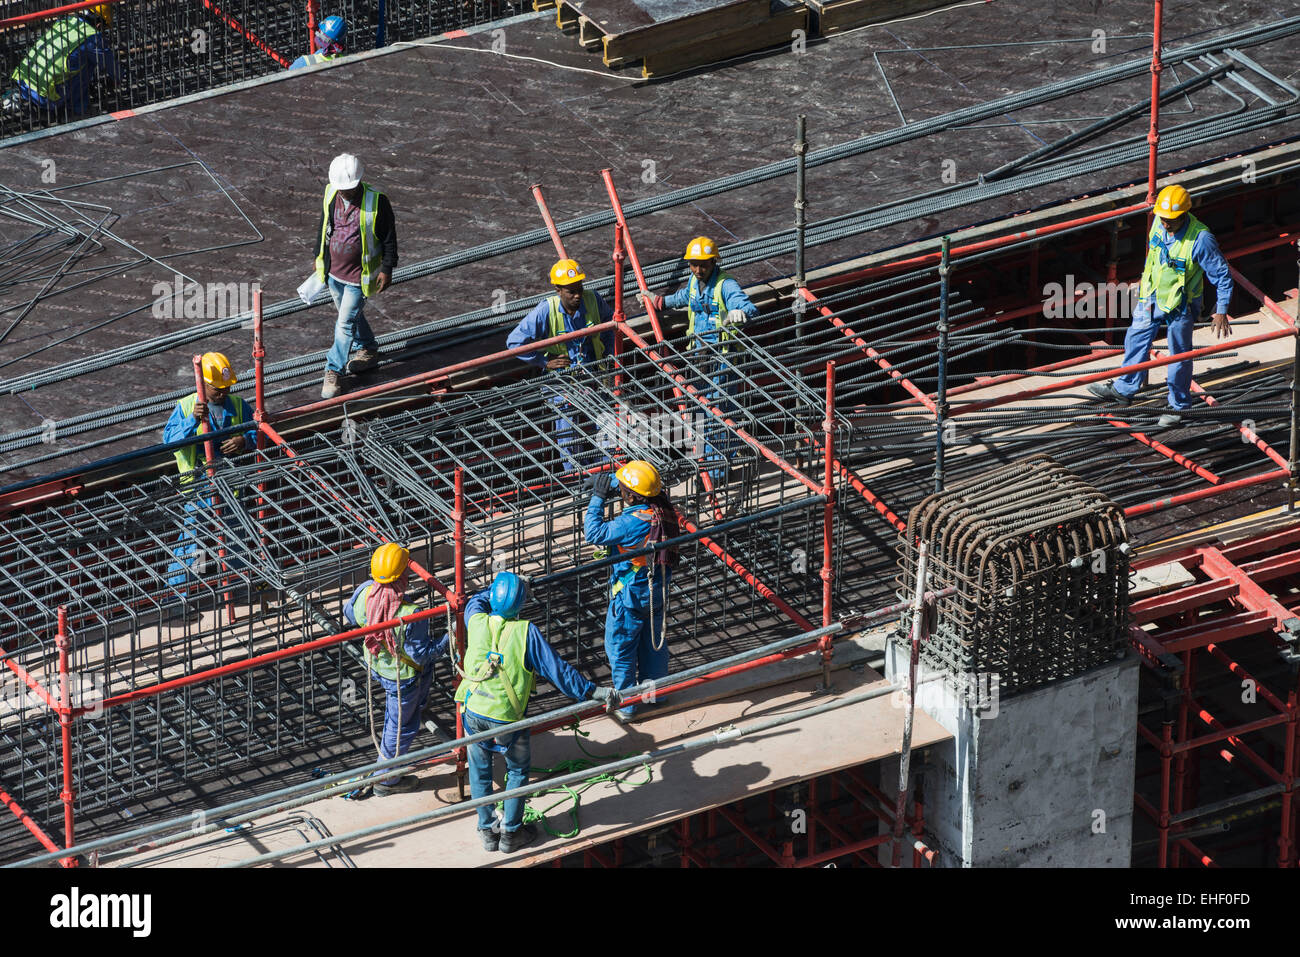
<box><xmin>289</xmin><ymin>15</ymin><xmax>347</xmax><ymax>69</ymax></box>
<box><xmin>344</xmin><ymin>543</ymin><xmax>446</xmax><ymax>796</ymax></box>
<box><xmin>1088</xmin><ymin>185</ymin><xmax>1233</xmax><ymax>429</ymax></box>
<box><xmin>584</xmin><ymin>460</ymin><xmax>678</xmax><ymax>721</ymax></box>
<box><xmin>9</xmin><ymin>3</ymin><xmax>118</xmax><ymax>117</ymax></box>
<box><xmin>455</xmin><ymin>572</ymin><xmax>614</xmax><ymax>852</ymax></box>
<box><xmin>507</xmin><ymin>259</ymin><xmax>614</xmax><ymax>472</ymax></box>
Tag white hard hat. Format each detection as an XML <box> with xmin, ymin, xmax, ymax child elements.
<box><xmin>329</xmin><ymin>153</ymin><xmax>363</xmax><ymax>190</ymax></box>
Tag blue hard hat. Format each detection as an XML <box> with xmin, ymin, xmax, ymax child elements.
<box><xmin>489</xmin><ymin>572</ymin><xmax>527</xmax><ymax>618</ymax></box>
<box><xmin>319</xmin><ymin>15</ymin><xmax>346</xmax><ymax>42</ymax></box>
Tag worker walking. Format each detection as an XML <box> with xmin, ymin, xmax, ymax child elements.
<box><xmin>1088</xmin><ymin>185</ymin><xmax>1233</xmax><ymax>428</ymax></box>
<box><xmin>455</xmin><ymin>572</ymin><xmax>614</xmax><ymax>852</ymax></box>
<box><xmin>343</xmin><ymin>543</ymin><xmax>446</xmax><ymax>796</ymax></box>
<box><xmin>289</xmin><ymin>15</ymin><xmax>347</xmax><ymax>69</ymax></box>
<box><xmin>507</xmin><ymin>259</ymin><xmax>614</xmax><ymax>472</ymax></box>
<box><xmin>643</xmin><ymin>238</ymin><xmax>757</xmax><ymax>484</ymax></box>
<box><xmin>8</xmin><ymin>3</ymin><xmax>118</xmax><ymax>117</ymax></box>
<box><xmin>313</xmin><ymin>153</ymin><xmax>398</xmax><ymax>399</ymax></box>
<box><xmin>584</xmin><ymin>460</ymin><xmax>678</xmax><ymax>722</ymax></box>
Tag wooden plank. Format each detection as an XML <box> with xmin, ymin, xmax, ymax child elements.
<box><xmin>579</xmin><ymin>14</ymin><xmax>606</xmax><ymax>46</ymax></box>
<box><xmin>639</xmin><ymin>4</ymin><xmax>808</xmax><ymax>77</ymax></box>
<box><xmin>532</xmin><ymin>0</ymin><xmax>557</xmax><ymax>9</ymax></box>
<box><xmin>599</xmin><ymin>0</ymin><xmax>770</xmax><ymax>63</ymax></box>
<box><xmin>802</xmin><ymin>0</ymin><xmax>950</xmax><ymax>35</ymax></box>
<box><xmin>556</xmin><ymin>0</ymin><xmax>580</xmax><ymax>30</ymax></box>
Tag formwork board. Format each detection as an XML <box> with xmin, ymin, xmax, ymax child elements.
<box><xmin>554</xmin><ymin>0</ymin><xmax>770</xmax><ymax>62</ymax></box>
<box><xmin>640</xmin><ymin>3</ymin><xmax>808</xmax><ymax>77</ymax></box>
<box><xmin>801</xmin><ymin>0</ymin><xmax>949</xmax><ymax>35</ymax></box>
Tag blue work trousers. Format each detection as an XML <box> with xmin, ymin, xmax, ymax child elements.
<box><xmin>376</xmin><ymin>666</ymin><xmax>435</xmax><ymax>782</ymax></box>
<box><xmin>604</xmin><ymin>572</ymin><xmax>671</xmax><ymax>717</ymax></box>
<box><xmin>464</xmin><ymin>710</ymin><xmax>532</xmax><ymax>832</ymax></box>
<box><xmin>1114</xmin><ymin>299</ymin><xmax>1197</xmax><ymax>410</ymax></box>
<box><xmin>167</xmin><ymin>495</ymin><xmax>248</xmax><ymax>589</ymax></box>
<box><xmin>325</xmin><ymin>275</ymin><xmax>378</xmax><ymax>373</ymax></box>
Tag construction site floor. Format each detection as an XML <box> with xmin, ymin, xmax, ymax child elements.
<box><xmin>118</xmin><ymin>637</ymin><xmax>949</xmax><ymax>867</ymax></box>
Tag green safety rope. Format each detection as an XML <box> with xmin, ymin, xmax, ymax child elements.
<box><xmin>495</xmin><ymin>722</ymin><xmax>653</xmax><ymax>838</ymax></box>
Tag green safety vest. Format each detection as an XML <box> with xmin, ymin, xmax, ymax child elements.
<box><xmin>454</xmin><ymin>613</ymin><xmax>535</xmax><ymax>722</ymax></box>
<box><xmin>300</xmin><ymin>51</ymin><xmax>338</xmax><ymax>67</ymax></box>
<box><xmin>352</xmin><ymin>584</ymin><xmax>424</xmax><ymax>682</ymax></box>
<box><xmin>11</xmin><ymin>16</ymin><xmax>98</xmax><ymax>102</ymax></box>
<box><xmin>315</xmin><ymin>183</ymin><xmax>385</xmax><ymax>297</ymax></box>
<box><xmin>172</xmin><ymin>392</ymin><xmax>250</xmax><ymax>481</ymax></box>
<box><xmin>685</xmin><ymin>270</ymin><xmax>737</xmax><ymax>351</ymax></box>
<box><xmin>1139</xmin><ymin>215</ymin><xmax>1209</xmax><ymax>313</ymax></box>
<box><xmin>545</xmin><ymin>291</ymin><xmax>605</xmax><ymax>360</ymax></box>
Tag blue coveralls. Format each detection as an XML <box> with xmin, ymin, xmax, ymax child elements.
<box><xmin>14</xmin><ymin>17</ymin><xmax>118</xmax><ymax>116</ymax></box>
<box><xmin>583</xmin><ymin>494</ymin><xmax>672</xmax><ymax>717</ymax></box>
<box><xmin>162</xmin><ymin>396</ymin><xmax>259</xmax><ymax>588</ymax></box>
<box><xmin>1114</xmin><ymin>220</ymin><xmax>1233</xmax><ymax>410</ymax></box>
<box><xmin>343</xmin><ymin>582</ymin><xmax>449</xmax><ymax>782</ymax></box>
<box><xmin>506</xmin><ymin>294</ymin><xmax>615</xmax><ymax>474</ymax></box>
<box><xmin>457</xmin><ymin>589</ymin><xmax>596</xmax><ymax>833</ymax></box>
<box><xmin>664</xmin><ymin>267</ymin><xmax>758</xmax><ymax>482</ymax></box>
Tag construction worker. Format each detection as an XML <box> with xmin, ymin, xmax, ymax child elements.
<box><xmin>644</xmin><ymin>237</ymin><xmax>757</xmax><ymax>484</ymax></box>
<box><xmin>289</xmin><ymin>15</ymin><xmax>347</xmax><ymax>69</ymax></box>
<box><xmin>455</xmin><ymin>572</ymin><xmax>614</xmax><ymax>852</ymax></box>
<box><xmin>313</xmin><ymin>153</ymin><xmax>398</xmax><ymax>399</ymax></box>
<box><xmin>507</xmin><ymin>259</ymin><xmax>615</xmax><ymax>471</ymax></box>
<box><xmin>9</xmin><ymin>3</ymin><xmax>118</xmax><ymax>117</ymax></box>
<box><xmin>162</xmin><ymin>352</ymin><xmax>257</xmax><ymax>478</ymax></box>
<box><xmin>1088</xmin><ymin>185</ymin><xmax>1233</xmax><ymax>428</ymax></box>
<box><xmin>343</xmin><ymin>543</ymin><xmax>447</xmax><ymax>796</ymax></box>
<box><xmin>584</xmin><ymin>460</ymin><xmax>678</xmax><ymax>721</ymax></box>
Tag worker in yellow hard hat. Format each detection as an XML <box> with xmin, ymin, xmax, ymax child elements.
<box><xmin>10</xmin><ymin>2</ymin><xmax>120</xmax><ymax>118</ymax></box>
<box><xmin>163</xmin><ymin>352</ymin><xmax>257</xmax><ymax>478</ymax></box>
<box><xmin>584</xmin><ymin>460</ymin><xmax>678</xmax><ymax>721</ymax></box>
<box><xmin>342</xmin><ymin>543</ymin><xmax>449</xmax><ymax>795</ymax></box>
<box><xmin>1088</xmin><ymin>185</ymin><xmax>1234</xmax><ymax>429</ymax></box>
<box><xmin>506</xmin><ymin>258</ymin><xmax>616</xmax><ymax>471</ymax></box>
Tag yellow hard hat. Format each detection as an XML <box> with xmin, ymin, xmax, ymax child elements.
<box><xmin>1154</xmin><ymin>185</ymin><xmax>1192</xmax><ymax>216</ymax></box>
<box><xmin>371</xmin><ymin>542</ymin><xmax>410</xmax><ymax>584</ymax></box>
<box><xmin>549</xmin><ymin>259</ymin><xmax>585</xmax><ymax>286</ymax></box>
<box><xmin>683</xmin><ymin>236</ymin><xmax>718</xmax><ymax>261</ymax></box>
<box><xmin>200</xmin><ymin>352</ymin><xmax>237</xmax><ymax>389</ymax></box>
<box><xmin>88</xmin><ymin>3</ymin><xmax>113</xmax><ymax>26</ymax></box>
<box><xmin>616</xmin><ymin>460</ymin><xmax>662</xmax><ymax>498</ymax></box>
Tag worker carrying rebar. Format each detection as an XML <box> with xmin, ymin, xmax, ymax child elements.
<box><xmin>1088</xmin><ymin>185</ymin><xmax>1233</xmax><ymax>429</ymax></box>
<box><xmin>163</xmin><ymin>352</ymin><xmax>257</xmax><ymax>477</ymax></box>
<box><xmin>289</xmin><ymin>15</ymin><xmax>346</xmax><ymax>69</ymax></box>
<box><xmin>313</xmin><ymin>153</ymin><xmax>398</xmax><ymax>400</ymax></box>
<box><xmin>454</xmin><ymin>572</ymin><xmax>615</xmax><ymax>852</ymax></box>
<box><xmin>507</xmin><ymin>258</ymin><xmax>615</xmax><ymax>471</ymax></box>
<box><xmin>643</xmin><ymin>237</ymin><xmax>758</xmax><ymax>485</ymax></box>
<box><xmin>343</xmin><ymin>543</ymin><xmax>448</xmax><ymax>796</ymax></box>
<box><xmin>7</xmin><ymin>3</ymin><xmax>119</xmax><ymax>117</ymax></box>
<box><xmin>584</xmin><ymin>460</ymin><xmax>678</xmax><ymax>722</ymax></box>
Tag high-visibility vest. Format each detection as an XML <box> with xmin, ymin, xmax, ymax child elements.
<box><xmin>314</xmin><ymin>183</ymin><xmax>385</xmax><ymax>297</ymax></box>
<box><xmin>454</xmin><ymin>613</ymin><xmax>534</xmax><ymax>721</ymax></box>
<box><xmin>351</xmin><ymin>584</ymin><xmax>424</xmax><ymax>682</ymax></box>
<box><xmin>172</xmin><ymin>393</ymin><xmax>251</xmax><ymax>481</ymax></box>
<box><xmin>298</xmin><ymin>51</ymin><xmax>338</xmax><ymax>67</ymax></box>
<box><xmin>545</xmin><ymin>291</ymin><xmax>606</xmax><ymax>361</ymax></box>
<box><xmin>12</xmin><ymin>16</ymin><xmax>98</xmax><ymax>102</ymax></box>
<box><xmin>685</xmin><ymin>269</ymin><xmax>737</xmax><ymax>351</ymax></box>
<box><xmin>1138</xmin><ymin>216</ymin><xmax>1209</xmax><ymax>313</ymax></box>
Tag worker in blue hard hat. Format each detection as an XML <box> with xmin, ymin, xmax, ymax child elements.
<box><xmin>343</xmin><ymin>543</ymin><xmax>448</xmax><ymax>796</ymax></box>
<box><xmin>454</xmin><ymin>571</ymin><xmax>615</xmax><ymax>853</ymax></box>
<box><xmin>584</xmin><ymin>460</ymin><xmax>678</xmax><ymax>722</ymax></box>
<box><xmin>9</xmin><ymin>3</ymin><xmax>120</xmax><ymax>118</ymax></box>
<box><xmin>289</xmin><ymin>15</ymin><xmax>347</xmax><ymax>69</ymax></box>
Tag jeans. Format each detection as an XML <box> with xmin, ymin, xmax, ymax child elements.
<box><xmin>464</xmin><ymin>710</ymin><xmax>532</xmax><ymax>832</ymax></box>
<box><xmin>1114</xmin><ymin>299</ymin><xmax>1197</xmax><ymax>410</ymax></box>
<box><xmin>325</xmin><ymin>275</ymin><xmax>378</xmax><ymax>373</ymax></box>
<box><xmin>603</xmin><ymin>571</ymin><xmax>671</xmax><ymax>717</ymax></box>
<box><xmin>376</xmin><ymin>666</ymin><xmax>435</xmax><ymax>782</ymax></box>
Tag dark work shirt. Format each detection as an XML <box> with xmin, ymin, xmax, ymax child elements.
<box><xmin>328</xmin><ymin>196</ymin><xmax>363</xmax><ymax>286</ymax></box>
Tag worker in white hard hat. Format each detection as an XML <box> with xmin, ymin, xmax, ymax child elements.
<box><xmin>506</xmin><ymin>258</ymin><xmax>615</xmax><ymax>472</ymax></box>
<box><xmin>9</xmin><ymin>3</ymin><xmax>119</xmax><ymax>117</ymax></box>
<box><xmin>312</xmin><ymin>153</ymin><xmax>398</xmax><ymax>399</ymax></box>
<box><xmin>1088</xmin><ymin>185</ymin><xmax>1233</xmax><ymax>429</ymax></box>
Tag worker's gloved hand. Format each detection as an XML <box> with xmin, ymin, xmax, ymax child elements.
<box><xmin>637</xmin><ymin>292</ymin><xmax>665</xmax><ymax>313</ymax></box>
<box><xmin>724</xmin><ymin>309</ymin><xmax>748</xmax><ymax>327</ymax></box>
<box><xmin>590</xmin><ymin>686</ymin><xmax>619</xmax><ymax>705</ymax></box>
<box><xmin>591</xmin><ymin>472</ymin><xmax>616</xmax><ymax>499</ymax></box>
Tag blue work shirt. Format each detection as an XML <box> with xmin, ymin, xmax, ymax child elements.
<box><xmin>163</xmin><ymin>395</ymin><xmax>259</xmax><ymax>459</ymax></box>
<box><xmin>506</xmin><ymin>293</ymin><xmax>615</xmax><ymax>369</ymax></box>
<box><xmin>664</xmin><ymin>265</ymin><xmax>758</xmax><ymax>344</ymax></box>
<box><xmin>343</xmin><ymin>581</ymin><xmax>447</xmax><ymax>668</ymax></box>
<box><xmin>1143</xmin><ymin>219</ymin><xmax>1233</xmax><ymax>321</ymax></box>
<box><xmin>16</xmin><ymin>18</ymin><xmax>119</xmax><ymax>115</ymax></box>
<box><xmin>460</xmin><ymin>589</ymin><xmax>596</xmax><ymax>713</ymax></box>
<box><xmin>584</xmin><ymin>493</ymin><xmax>659</xmax><ymax>591</ymax></box>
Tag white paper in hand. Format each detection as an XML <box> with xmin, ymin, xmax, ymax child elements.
<box><xmin>297</xmin><ymin>272</ymin><xmax>326</xmax><ymax>305</ymax></box>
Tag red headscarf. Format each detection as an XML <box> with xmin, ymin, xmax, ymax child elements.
<box><xmin>364</xmin><ymin>569</ymin><xmax>409</xmax><ymax>657</ymax></box>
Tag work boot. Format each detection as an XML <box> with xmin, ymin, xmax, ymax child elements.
<box><xmin>1086</xmin><ymin>381</ymin><xmax>1133</xmax><ymax>406</ymax></box>
<box><xmin>373</xmin><ymin>774</ymin><xmax>419</xmax><ymax>796</ymax></box>
<box><xmin>347</xmin><ymin>347</ymin><xmax>380</xmax><ymax>375</ymax></box>
<box><xmin>1157</xmin><ymin>407</ymin><xmax>1185</xmax><ymax>429</ymax></box>
<box><xmin>478</xmin><ymin>826</ymin><xmax>500</xmax><ymax>852</ymax></box>
<box><xmin>498</xmin><ymin>823</ymin><xmax>538</xmax><ymax>853</ymax></box>
<box><xmin>321</xmin><ymin>369</ymin><xmax>345</xmax><ymax>399</ymax></box>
